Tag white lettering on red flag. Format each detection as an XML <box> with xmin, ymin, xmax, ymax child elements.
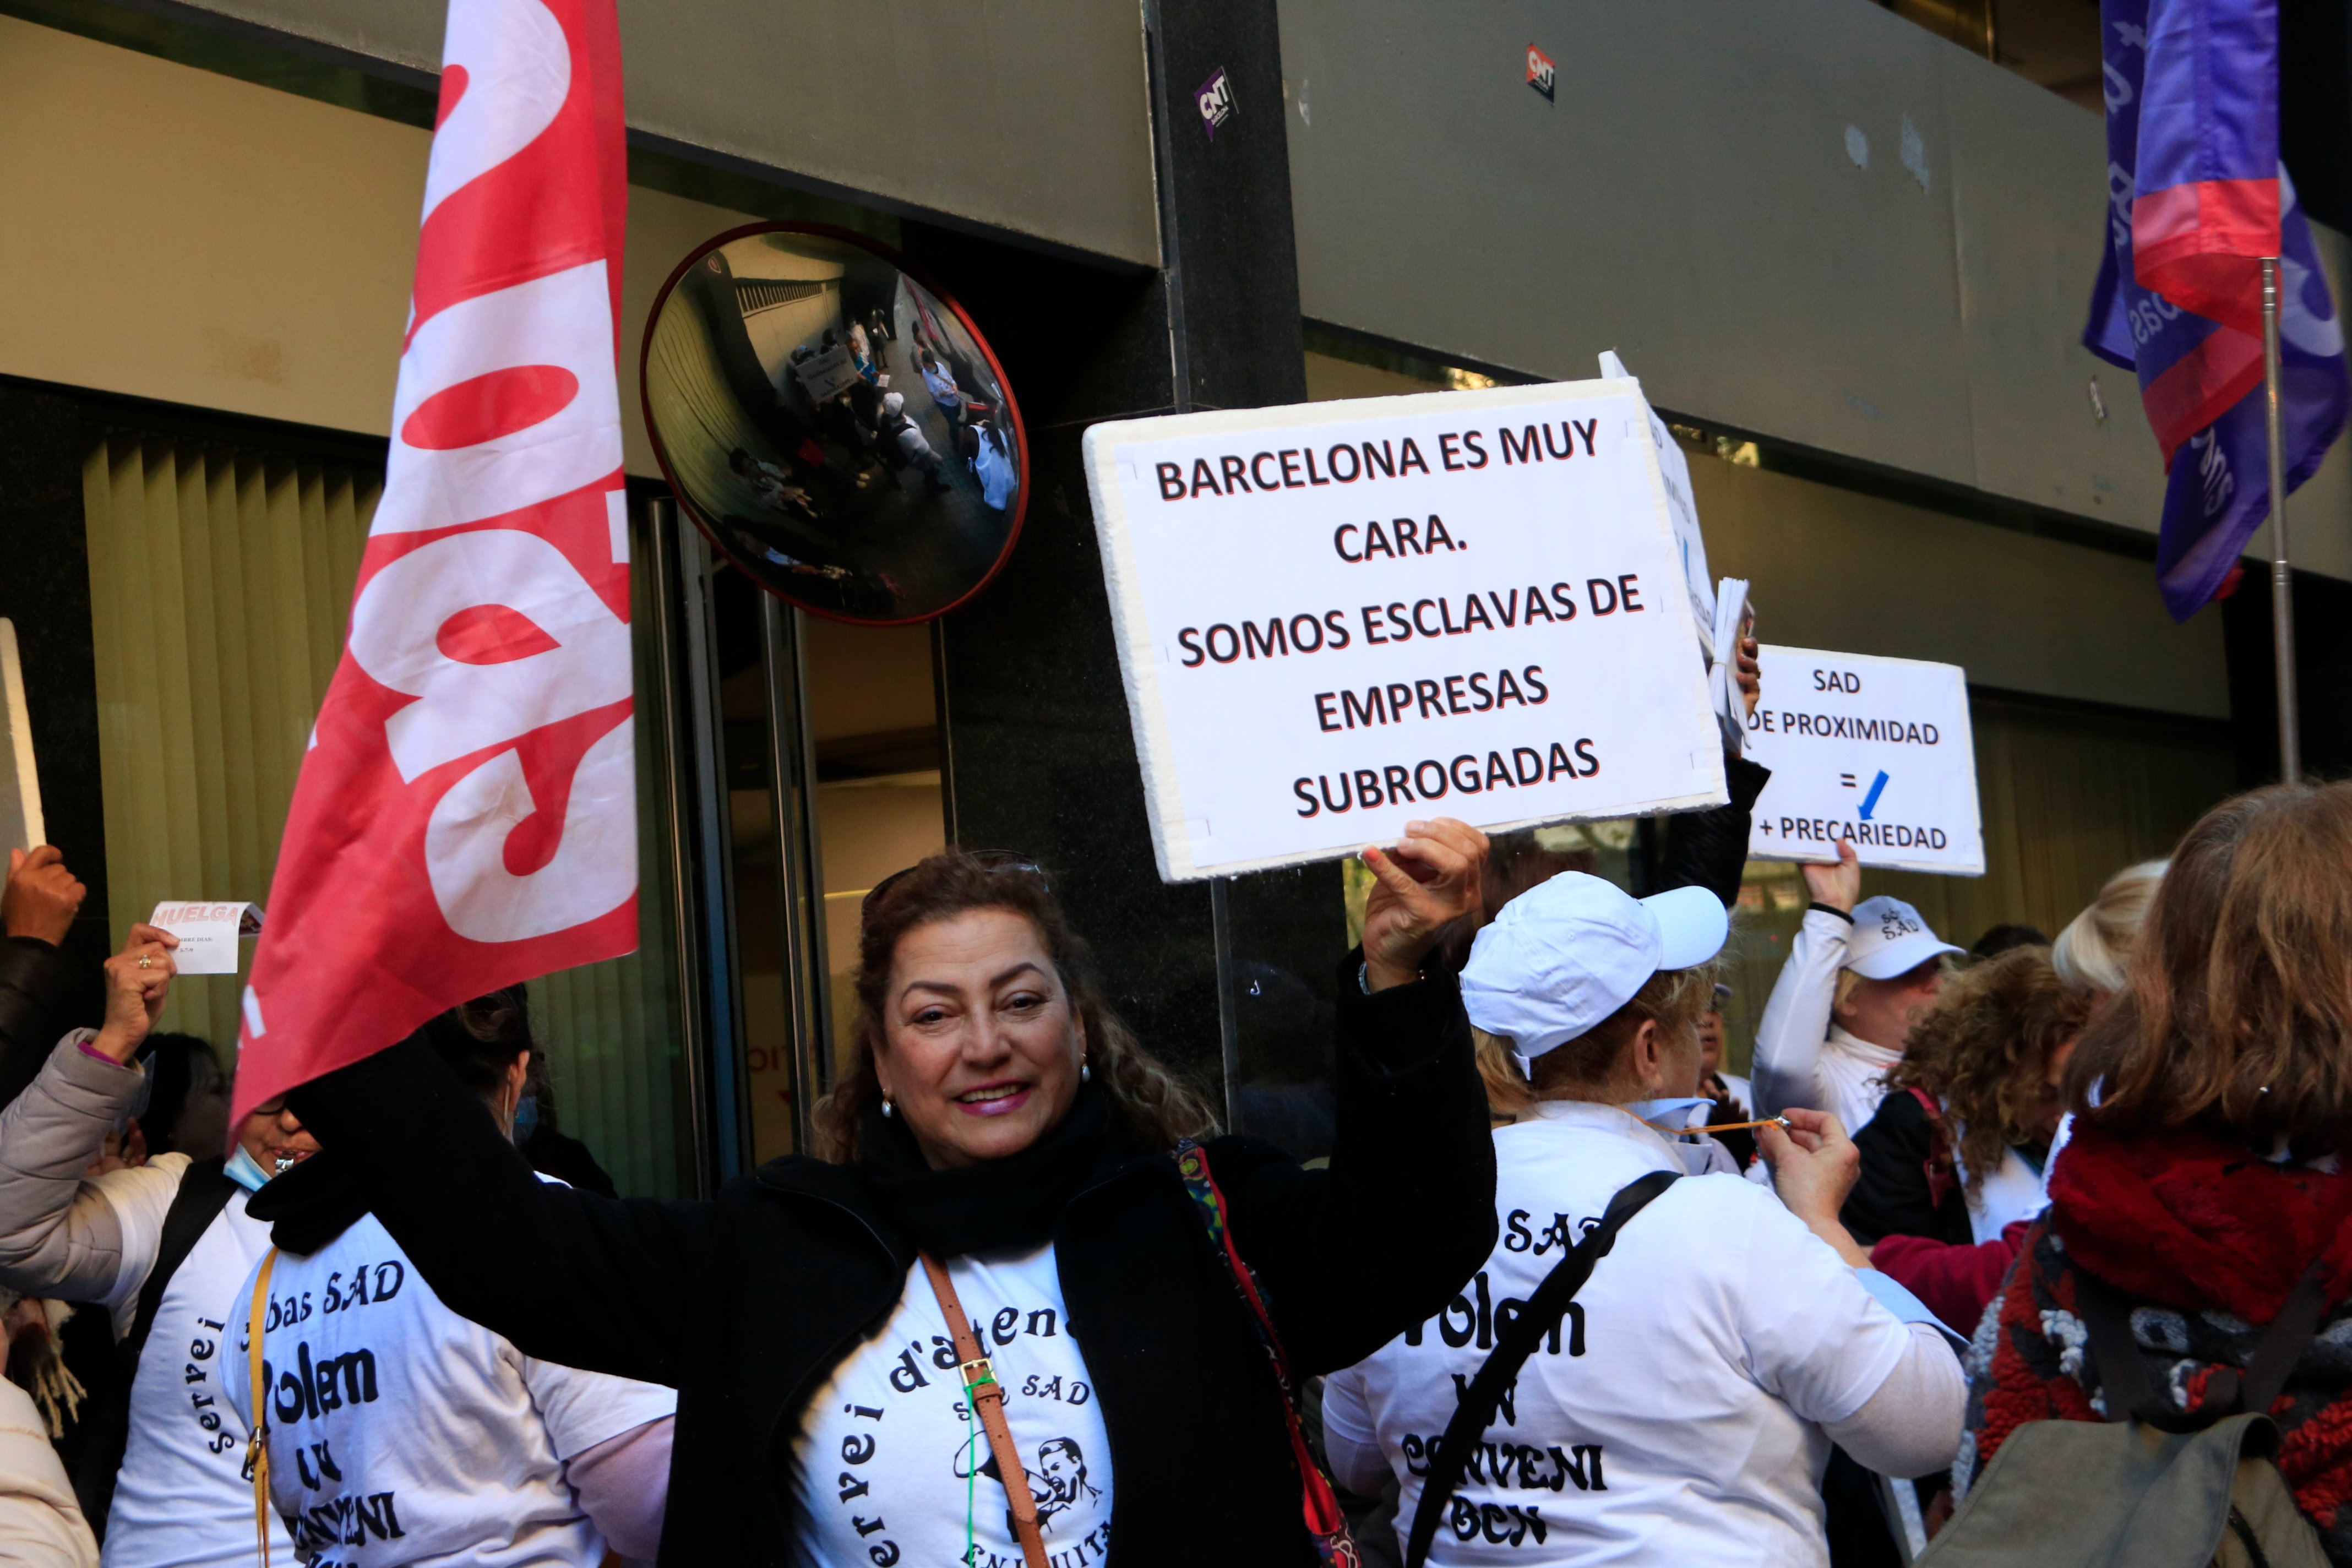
<box><xmin>232</xmin><ymin>0</ymin><xmax>633</xmax><ymax>1124</ymax></box>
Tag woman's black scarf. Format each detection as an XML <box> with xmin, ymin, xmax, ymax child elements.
<box><xmin>858</xmin><ymin>1085</ymin><xmax>1118</xmax><ymax>1256</ymax></box>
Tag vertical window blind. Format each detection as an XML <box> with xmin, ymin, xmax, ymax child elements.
<box><xmin>82</xmin><ymin>433</ymin><xmax>692</xmax><ymax>1195</ymax></box>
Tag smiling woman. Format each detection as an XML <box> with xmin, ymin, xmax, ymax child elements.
<box><xmin>281</xmin><ymin>821</ymin><xmax>1502</xmax><ymax>1566</ymax></box>
<box><xmin>818</xmin><ymin>852</ymin><xmax>1211</xmax><ymax>1167</ymax></box>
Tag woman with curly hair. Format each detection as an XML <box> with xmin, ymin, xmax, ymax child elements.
<box><xmin>1842</xmin><ymin>945</ymin><xmax>2089</xmax><ymax>1255</ymax></box>
<box><xmin>265</xmin><ymin>823</ymin><xmax>1499</xmax><ymax>1566</ymax></box>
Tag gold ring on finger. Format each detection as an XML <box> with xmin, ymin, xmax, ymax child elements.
<box><xmin>137</xmin><ymin>955</ymin><xmax>153</xmax><ymax>970</ymax></box>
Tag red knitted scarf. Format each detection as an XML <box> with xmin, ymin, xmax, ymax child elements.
<box><xmin>1976</xmin><ymin>1120</ymin><xmax>2352</xmax><ymax>1544</ymax></box>
<box><xmin>2048</xmin><ymin>1120</ymin><xmax>2352</xmax><ymax>1321</ymax></box>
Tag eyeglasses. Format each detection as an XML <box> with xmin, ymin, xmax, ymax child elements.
<box><xmin>862</xmin><ymin>851</ymin><xmax>1048</xmax><ymax>917</ymax></box>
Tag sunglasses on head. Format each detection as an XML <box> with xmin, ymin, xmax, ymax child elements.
<box><xmin>862</xmin><ymin>850</ymin><xmax>1047</xmax><ymax>917</ymax></box>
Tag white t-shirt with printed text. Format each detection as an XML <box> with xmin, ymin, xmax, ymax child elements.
<box><xmin>88</xmin><ymin>1153</ymin><xmax>296</xmax><ymax>1568</ymax></box>
<box><xmin>1322</xmin><ymin>1102</ymin><xmax>1915</xmax><ymax>1567</ymax></box>
<box><xmin>222</xmin><ymin>1199</ymin><xmax>676</xmax><ymax>1568</ymax></box>
<box><xmin>792</xmin><ymin>1243</ymin><xmax>1112</xmax><ymax>1568</ymax></box>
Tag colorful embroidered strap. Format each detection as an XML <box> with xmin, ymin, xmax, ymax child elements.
<box><xmin>1175</xmin><ymin>1139</ymin><xmax>1361</xmax><ymax>1568</ymax></box>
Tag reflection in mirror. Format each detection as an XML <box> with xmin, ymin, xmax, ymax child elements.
<box><xmin>644</xmin><ymin>225</ymin><xmax>1026</xmax><ymax>624</ymax></box>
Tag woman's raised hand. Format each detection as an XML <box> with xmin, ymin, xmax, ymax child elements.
<box><xmin>1801</xmin><ymin>839</ymin><xmax>1861</xmax><ymax>914</ymax></box>
<box><xmin>1360</xmin><ymin>817</ymin><xmax>1490</xmax><ymax>992</ymax></box>
<box><xmin>92</xmin><ymin>924</ymin><xmax>177</xmax><ymax>1064</ymax></box>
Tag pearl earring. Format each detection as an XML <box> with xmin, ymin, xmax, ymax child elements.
<box><xmin>881</xmin><ymin>1096</ymin><xmax>895</xmax><ymax>1118</ymax></box>
<box><xmin>1080</xmin><ymin>1060</ymin><xmax>1091</xmax><ymax>1084</ymax></box>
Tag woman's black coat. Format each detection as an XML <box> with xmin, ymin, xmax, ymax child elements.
<box><xmin>280</xmin><ymin>952</ymin><xmax>1496</xmax><ymax>1567</ymax></box>
<box><xmin>1841</xmin><ymin>1086</ymin><xmax>1972</xmax><ymax>1246</ymax></box>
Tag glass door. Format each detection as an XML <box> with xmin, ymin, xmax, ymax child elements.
<box><xmin>663</xmin><ymin>500</ymin><xmax>949</xmax><ymax>1172</ymax></box>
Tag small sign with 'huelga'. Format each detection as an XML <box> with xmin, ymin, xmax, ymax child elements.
<box><xmin>149</xmin><ymin>901</ymin><xmax>264</xmax><ymax>975</ymax></box>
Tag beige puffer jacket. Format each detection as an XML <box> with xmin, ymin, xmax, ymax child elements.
<box><xmin>0</xmin><ymin>1037</ymin><xmax>187</xmax><ymax>1319</ymax></box>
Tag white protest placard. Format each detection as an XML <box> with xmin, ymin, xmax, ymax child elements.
<box><xmin>1084</xmin><ymin>380</ymin><xmax>1728</xmax><ymax>881</ymax></box>
<box><xmin>792</xmin><ymin>344</ymin><xmax>861</xmax><ymax>401</ymax></box>
<box><xmin>148</xmin><ymin>901</ymin><xmax>263</xmax><ymax>975</ymax></box>
<box><xmin>1744</xmin><ymin>646</ymin><xmax>1983</xmax><ymax>874</ymax></box>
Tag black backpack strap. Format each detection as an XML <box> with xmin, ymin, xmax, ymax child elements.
<box><xmin>2077</xmin><ymin>1261</ymin><xmax>2329</xmax><ymax>1433</ymax></box>
<box><xmin>122</xmin><ymin>1156</ymin><xmax>237</xmax><ymax>1367</ymax></box>
<box><xmin>2240</xmin><ymin>1266</ymin><xmax>2330</xmax><ymax>1416</ymax></box>
<box><xmin>1404</xmin><ymin>1169</ymin><xmax>1679</xmax><ymax>1568</ymax></box>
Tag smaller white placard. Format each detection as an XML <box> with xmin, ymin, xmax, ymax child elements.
<box><xmin>792</xmin><ymin>344</ymin><xmax>862</xmax><ymax>402</ymax></box>
<box><xmin>1744</xmin><ymin>645</ymin><xmax>1983</xmax><ymax>875</ymax></box>
<box><xmin>149</xmin><ymin>901</ymin><xmax>263</xmax><ymax>975</ymax></box>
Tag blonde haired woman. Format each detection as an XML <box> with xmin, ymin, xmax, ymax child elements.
<box><xmin>2050</xmin><ymin>858</ymin><xmax>2165</xmax><ymax>997</ymax></box>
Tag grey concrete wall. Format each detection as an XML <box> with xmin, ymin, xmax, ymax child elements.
<box><xmin>149</xmin><ymin>0</ymin><xmax>1162</xmax><ymax>267</ymax></box>
<box><xmin>1279</xmin><ymin>0</ymin><xmax>2352</xmax><ymax>580</ymax></box>
<box><xmin>1692</xmin><ymin>458</ymin><xmax>2232</xmax><ymax>720</ymax></box>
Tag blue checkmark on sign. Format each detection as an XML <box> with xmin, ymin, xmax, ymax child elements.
<box><xmin>1858</xmin><ymin>770</ymin><xmax>1891</xmax><ymax>821</ymax></box>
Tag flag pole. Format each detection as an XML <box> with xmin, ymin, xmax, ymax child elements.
<box><xmin>2263</xmin><ymin>255</ymin><xmax>2300</xmax><ymax>783</ymax></box>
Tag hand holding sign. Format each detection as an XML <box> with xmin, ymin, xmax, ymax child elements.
<box><xmin>1803</xmin><ymin>841</ymin><xmax>1861</xmax><ymax>913</ymax></box>
<box><xmin>1362</xmin><ymin>817</ymin><xmax>1490</xmax><ymax>991</ymax></box>
<box><xmin>93</xmin><ymin>923</ymin><xmax>177</xmax><ymax>1064</ymax></box>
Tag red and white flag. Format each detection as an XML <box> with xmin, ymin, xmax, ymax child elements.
<box><xmin>231</xmin><ymin>0</ymin><xmax>634</xmax><ymax>1124</ymax></box>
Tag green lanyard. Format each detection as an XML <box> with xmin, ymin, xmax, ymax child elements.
<box><xmin>960</xmin><ymin>1403</ymin><xmax>983</xmax><ymax>1562</ymax></box>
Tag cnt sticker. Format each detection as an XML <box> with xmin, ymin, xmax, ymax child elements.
<box><xmin>1197</xmin><ymin>67</ymin><xmax>1235</xmax><ymax>139</ymax></box>
<box><xmin>1527</xmin><ymin>43</ymin><xmax>1556</xmax><ymax>102</ymax></box>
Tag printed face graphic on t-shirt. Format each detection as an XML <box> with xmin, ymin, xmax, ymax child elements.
<box><xmin>1037</xmin><ymin>1439</ymin><xmax>1098</xmax><ymax>1519</ymax></box>
<box><xmin>953</xmin><ymin>1431</ymin><xmax>1102</xmax><ymax>1538</ymax></box>
<box><xmin>802</xmin><ymin>1250</ymin><xmax>1113</xmax><ymax>1568</ymax></box>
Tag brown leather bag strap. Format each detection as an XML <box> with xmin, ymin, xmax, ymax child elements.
<box><xmin>920</xmin><ymin>1253</ymin><xmax>1048</xmax><ymax>1568</ymax></box>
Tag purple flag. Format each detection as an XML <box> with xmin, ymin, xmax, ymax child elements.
<box><xmin>2089</xmin><ymin>0</ymin><xmax>2349</xmax><ymax>621</ymax></box>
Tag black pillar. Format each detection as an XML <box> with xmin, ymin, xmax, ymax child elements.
<box><xmin>907</xmin><ymin>0</ymin><xmax>1340</xmax><ymax>1103</ymax></box>
<box><xmin>0</xmin><ymin>379</ymin><xmax>116</xmax><ymax>1026</ymax></box>
<box><xmin>2223</xmin><ymin>566</ymin><xmax>2352</xmax><ymax>787</ymax></box>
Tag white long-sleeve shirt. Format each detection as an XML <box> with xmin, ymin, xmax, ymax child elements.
<box><xmin>1752</xmin><ymin>908</ymin><xmax>1904</xmax><ymax>1134</ymax></box>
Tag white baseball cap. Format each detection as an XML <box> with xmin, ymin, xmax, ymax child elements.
<box><xmin>1461</xmin><ymin>872</ymin><xmax>1729</xmax><ymax>1059</ymax></box>
<box><xmin>1843</xmin><ymin>895</ymin><xmax>1963</xmax><ymax>980</ymax></box>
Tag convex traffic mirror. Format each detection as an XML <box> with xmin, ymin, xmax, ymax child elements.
<box><xmin>642</xmin><ymin>223</ymin><xmax>1028</xmax><ymax>623</ymax></box>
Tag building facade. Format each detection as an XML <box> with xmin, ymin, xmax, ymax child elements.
<box><xmin>1</xmin><ymin>0</ymin><xmax>2345</xmax><ymax>1194</ymax></box>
